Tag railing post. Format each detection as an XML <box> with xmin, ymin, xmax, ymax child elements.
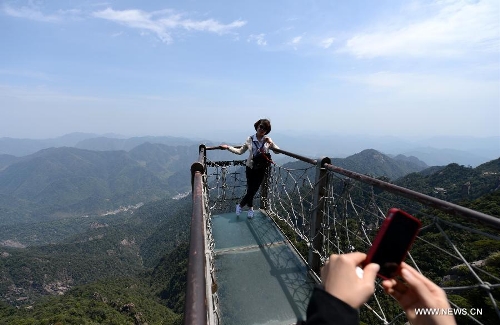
<box><xmin>191</xmin><ymin>145</ymin><xmax>206</xmax><ymax>189</ymax></box>
<box><xmin>199</xmin><ymin>144</ymin><xmax>207</xmax><ymax>172</ymax></box>
<box><xmin>309</xmin><ymin>157</ymin><xmax>331</xmax><ymax>274</ymax></box>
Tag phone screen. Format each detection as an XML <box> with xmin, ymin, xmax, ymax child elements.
<box><xmin>368</xmin><ymin>209</ymin><xmax>421</xmax><ymax>278</ymax></box>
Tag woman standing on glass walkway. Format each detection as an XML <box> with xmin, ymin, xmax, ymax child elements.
<box><xmin>220</xmin><ymin>118</ymin><xmax>279</xmax><ymax>219</ymax></box>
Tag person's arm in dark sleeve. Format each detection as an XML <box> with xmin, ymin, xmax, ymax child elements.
<box><xmin>303</xmin><ymin>286</ymin><xmax>359</xmax><ymax>325</ymax></box>
<box><xmin>300</xmin><ymin>253</ymin><xmax>380</xmax><ymax>325</ymax></box>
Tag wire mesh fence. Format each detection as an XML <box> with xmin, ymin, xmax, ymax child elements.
<box><xmin>199</xmin><ymin>147</ymin><xmax>500</xmax><ymax>325</ymax></box>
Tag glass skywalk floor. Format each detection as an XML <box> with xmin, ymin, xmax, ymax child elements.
<box><xmin>212</xmin><ymin>210</ymin><xmax>315</xmax><ymax>325</ymax></box>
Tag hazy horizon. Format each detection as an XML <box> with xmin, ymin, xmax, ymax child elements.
<box><xmin>1</xmin><ymin>130</ymin><xmax>498</xmax><ymax>168</ymax></box>
<box><xmin>1</xmin><ymin>0</ymin><xmax>499</xmax><ymax>140</ymax></box>
<box><xmin>1</xmin><ymin>129</ymin><xmax>499</xmax><ymax>143</ymax></box>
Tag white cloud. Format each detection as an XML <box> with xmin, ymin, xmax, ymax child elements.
<box><xmin>2</xmin><ymin>4</ymin><xmax>61</xmax><ymax>22</ymax></box>
<box><xmin>320</xmin><ymin>37</ymin><xmax>335</xmax><ymax>49</ymax></box>
<box><xmin>57</xmin><ymin>9</ymin><xmax>81</xmax><ymax>16</ymax></box>
<box><xmin>93</xmin><ymin>8</ymin><xmax>246</xmax><ymax>43</ymax></box>
<box><xmin>93</xmin><ymin>8</ymin><xmax>173</xmax><ymax>42</ymax></box>
<box><xmin>180</xmin><ymin>18</ymin><xmax>246</xmax><ymax>34</ymax></box>
<box><xmin>248</xmin><ymin>34</ymin><xmax>267</xmax><ymax>46</ymax></box>
<box><xmin>291</xmin><ymin>36</ymin><xmax>302</xmax><ymax>45</ymax></box>
<box><xmin>286</xmin><ymin>35</ymin><xmax>303</xmax><ymax>50</ymax></box>
<box><xmin>341</xmin><ymin>0</ymin><xmax>499</xmax><ymax>58</ymax></box>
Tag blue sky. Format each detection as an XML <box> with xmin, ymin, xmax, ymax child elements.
<box><xmin>1</xmin><ymin>0</ymin><xmax>499</xmax><ymax>140</ymax></box>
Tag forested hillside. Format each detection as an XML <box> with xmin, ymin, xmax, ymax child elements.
<box><xmin>0</xmin><ymin>144</ymin><xmax>197</xmax><ymax>225</ymax></box>
<box><xmin>0</xmin><ymin>154</ymin><xmax>19</xmax><ymax>171</ymax></box>
<box><xmin>0</xmin><ymin>140</ymin><xmax>196</xmax><ymax>322</ymax></box>
<box><xmin>0</xmin><ymin>196</ymin><xmax>191</xmax><ymax>324</ymax></box>
<box><xmin>395</xmin><ymin>158</ymin><xmax>500</xmax><ymax>201</ymax></box>
<box><xmin>0</xmin><ymin>244</ymin><xmax>189</xmax><ymax>325</ymax></box>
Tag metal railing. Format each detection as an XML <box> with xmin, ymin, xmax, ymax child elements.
<box><xmin>184</xmin><ymin>147</ymin><xmax>207</xmax><ymax>325</ymax></box>
<box><xmin>186</xmin><ymin>145</ymin><xmax>500</xmax><ymax>325</ymax></box>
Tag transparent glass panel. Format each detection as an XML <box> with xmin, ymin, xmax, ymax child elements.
<box><xmin>212</xmin><ymin>211</ymin><xmax>315</xmax><ymax>325</ymax></box>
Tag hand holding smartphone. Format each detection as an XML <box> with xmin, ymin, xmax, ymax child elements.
<box><xmin>363</xmin><ymin>208</ymin><xmax>421</xmax><ymax>279</ymax></box>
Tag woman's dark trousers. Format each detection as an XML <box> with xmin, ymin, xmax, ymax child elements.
<box><xmin>240</xmin><ymin>166</ymin><xmax>267</xmax><ymax>208</ymax></box>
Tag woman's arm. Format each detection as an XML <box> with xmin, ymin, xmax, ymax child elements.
<box><xmin>265</xmin><ymin>137</ymin><xmax>280</xmax><ymax>152</ymax></box>
<box><xmin>221</xmin><ymin>137</ymin><xmax>250</xmax><ymax>155</ymax></box>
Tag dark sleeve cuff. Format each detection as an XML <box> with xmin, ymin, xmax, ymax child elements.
<box><xmin>303</xmin><ymin>286</ymin><xmax>359</xmax><ymax>325</ymax></box>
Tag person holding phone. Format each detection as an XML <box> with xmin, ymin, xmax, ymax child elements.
<box><xmin>302</xmin><ymin>253</ymin><xmax>456</xmax><ymax>325</ymax></box>
<box><xmin>382</xmin><ymin>262</ymin><xmax>457</xmax><ymax>325</ymax></box>
<box><xmin>220</xmin><ymin>118</ymin><xmax>279</xmax><ymax>219</ymax></box>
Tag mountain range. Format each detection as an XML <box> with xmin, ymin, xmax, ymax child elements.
<box><xmin>0</xmin><ymin>133</ymin><xmax>498</xmax><ymax>167</ymax></box>
<box><xmin>0</xmin><ymin>143</ymin><xmax>197</xmax><ymax>225</ymax></box>
<box><xmin>1</xmin><ymin>132</ymin><xmax>497</xmax><ymax>228</ymax></box>
<box><xmin>0</xmin><ymin>133</ymin><xmax>205</xmax><ymax>157</ymax></box>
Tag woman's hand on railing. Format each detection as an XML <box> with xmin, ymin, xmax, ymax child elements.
<box><xmin>219</xmin><ymin>144</ymin><xmax>228</xmax><ymax>150</ymax></box>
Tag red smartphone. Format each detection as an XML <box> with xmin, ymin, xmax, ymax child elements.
<box><xmin>363</xmin><ymin>208</ymin><xmax>421</xmax><ymax>279</ymax></box>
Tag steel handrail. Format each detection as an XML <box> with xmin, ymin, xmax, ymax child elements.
<box><xmin>323</xmin><ymin>162</ymin><xmax>500</xmax><ymax>230</ymax></box>
<box><xmin>184</xmin><ymin>146</ymin><xmax>208</xmax><ymax>325</ymax></box>
<box><xmin>205</xmin><ymin>145</ymin><xmax>317</xmax><ymax>165</ymax></box>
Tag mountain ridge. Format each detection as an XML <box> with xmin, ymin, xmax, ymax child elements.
<box><xmin>395</xmin><ymin>158</ymin><xmax>500</xmax><ymax>202</ymax></box>
<box><xmin>0</xmin><ymin>146</ymin><xmax>193</xmax><ymax>225</ymax></box>
<box><xmin>331</xmin><ymin>148</ymin><xmax>429</xmax><ymax>179</ymax></box>
<box><xmin>1</xmin><ymin>133</ymin><xmax>497</xmax><ymax>167</ymax></box>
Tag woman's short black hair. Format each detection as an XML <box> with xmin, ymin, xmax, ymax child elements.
<box><xmin>254</xmin><ymin>119</ymin><xmax>271</xmax><ymax>135</ymax></box>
